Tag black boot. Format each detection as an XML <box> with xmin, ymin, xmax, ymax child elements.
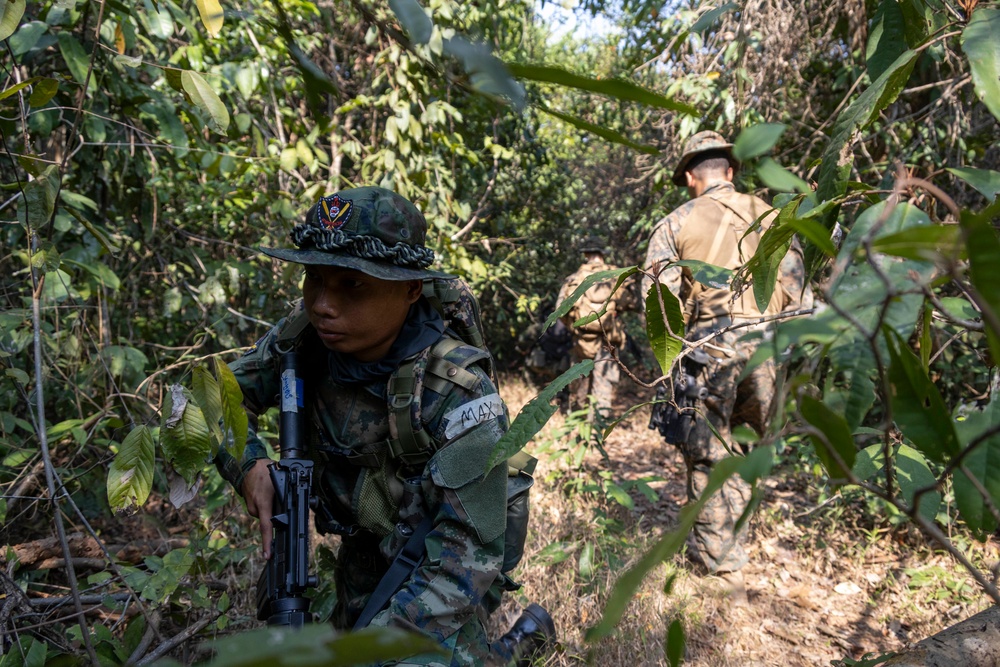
<box><xmin>493</xmin><ymin>603</ymin><xmax>556</xmax><ymax>667</ymax></box>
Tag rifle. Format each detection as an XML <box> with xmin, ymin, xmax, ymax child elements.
<box><xmin>648</xmin><ymin>349</ymin><xmax>710</xmax><ymax>445</ymax></box>
<box><xmin>256</xmin><ymin>350</ymin><xmax>317</xmax><ymax>627</ymax></box>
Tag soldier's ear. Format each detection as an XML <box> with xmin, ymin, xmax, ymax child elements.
<box><xmin>404</xmin><ymin>279</ymin><xmax>422</xmax><ymax>303</ymax></box>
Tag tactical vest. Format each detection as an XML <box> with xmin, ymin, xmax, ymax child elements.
<box><xmin>273</xmin><ymin>278</ymin><xmax>534</xmax><ymax>575</ymax></box>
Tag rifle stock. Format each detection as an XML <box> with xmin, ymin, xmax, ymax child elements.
<box><xmin>256</xmin><ymin>350</ymin><xmax>317</xmax><ymax>627</ymax></box>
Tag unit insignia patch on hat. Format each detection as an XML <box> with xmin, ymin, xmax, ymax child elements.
<box><xmin>318</xmin><ymin>194</ymin><xmax>353</xmax><ymax>229</ymax></box>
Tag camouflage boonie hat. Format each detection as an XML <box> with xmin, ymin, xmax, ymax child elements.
<box><xmin>261</xmin><ymin>186</ymin><xmax>453</xmax><ymax>281</ymax></box>
<box><xmin>578</xmin><ymin>235</ymin><xmax>607</xmax><ymax>254</ymax></box>
<box><xmin>671</xmin><ymin>130</ymin><xmax>738</xmax><ymax>186</ymax></box>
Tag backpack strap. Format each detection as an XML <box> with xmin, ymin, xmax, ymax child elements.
<box><xmin>386</xmin><ymin>337</ymin><xmax>493</xmax><ymax>468</ymax></box>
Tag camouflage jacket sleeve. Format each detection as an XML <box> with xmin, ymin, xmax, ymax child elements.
<box><xmin>371</xmin><ymin>353</ymin><xmax>508</xmax><ymax>649</ymax></box>
<box><xmin>214</xmin><ymin>323</ymin><xmax>284</xmax><ymax>494</ymax></box>
<box><xmin>643</xmin><ymin>208</ymin><xmax>686</xmax><ymax>301</ymax></box>
<box><xmin>778</xmin><ymin>235</ymin><xmax>813</xmax><ymax>311</ymax></box>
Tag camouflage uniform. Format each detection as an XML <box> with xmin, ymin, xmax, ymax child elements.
<box><xmin>216</xmin><ymin>187</ymin><xmax>515</xmax><ymax>666</ymax></box>
<box><xmin>556</xmin><ymin>248</ymin><xmax>634</xmax><ymax>420</ymax></box>
<box><xmin>643</xmin><ymin>132</ymin><xmax>808</xmax><ymax>574</ymax></box>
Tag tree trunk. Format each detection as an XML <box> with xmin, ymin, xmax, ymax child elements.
<box><xmin>882</xmin><ymin>606</ymin><xmax>1000</xmax><ymax>667</ymax></box>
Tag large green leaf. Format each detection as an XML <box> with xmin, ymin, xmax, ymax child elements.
<box><xmin>732</xmin><ymin>124</ymin><xmax>787</xmax><ymax>162</ymax></box>
<box><xmin>644</xmin><ymin>283</ymin><xmax>684</xmax><ymax>377</ymax></box>
<box><xmin>56</xmin><ymin>32</ymin><xmax>94</xmax><ymax>92</ymax></box>
<box><xmin>961</xmin><ymin>8</ymin><xmax>1000</xmax><ymax>123</ymax></box>
<box><xmin>852</xmin><ymin>443</ymin><xmax>940</xmax><ymax>523</ymax></box>
<box><xmin>673</xmin><ymin>259</ymin><xmax>732</xmax><ymax>289</ymax></box>
<box><xmin>209</xmin><ymin>625</ymin><xmax>443</xmax><ymax>667</ymax></box>
<box><xmin>0</xmin><ymin>0</ymin><xmax>26</xmax><ymax>41</ymax></box>
<box><xmin>587</xmin><ymin>447</ymin><xmax>773</xmax><ymax>641</ymax></box>
<box><xmin>787</xmin><ymin>218</ymin><xmax>837</xmax><ymax>258</ymax></box>
<box><xmin>870</xmin><ymin>224</ymin><xmax>964</xmax><ymax>264</ymax></box>
<box><xmin>666</xmin><ymin>618</ymin><xmax>685</xmax><ymax>667</ymax></box>
<box><xmin>509</xmin><ymin>63</ymin><xmax>698</xmax><ymax>116</ymax></box>
<box><xmin>141</xmin><ymin>548</ymin><xmax>195</xmax><ymax>602</ymax></box>
<box><xmin>691</xmin><ymin>2</ymin><xmax>738</xmax><ymax>33</ymax></box>
<box><xmin>216</xmin><ymin>360</ymin><xmax>248</xmax><ymax>462</ymax></box>
<box><xmin>949</xmin><ymin>167</ymin><xmax>1000</xmax><ymax>203</ymax></box>
<box><xmin>825</xmin><ymin>345</ymin><xmax>877</xmax><ymax>432</ymax></box>
<box><xmin>960</xmin><ymin>202</ymin><xmax>1000</xmax><ymax>365</ymax></box>
<box><xmin>195</xmin><ymin>0</ymin><xmax>223</xmax><ymax>37</ymax></box>
<box><xmin>388</xmin><ymin>0</ymin><xmax>432</xmax><ymax>43</ymax></box>
<box><xmin>487</xmin><ymin>360</ymin><xmax>594</xmax><ymax>470</ymax></box>
<box><xmin>191</xmin><ymin>365</ymin><xmax>224</xmax><ymax>446</ymax></box>
<box><xmin>445</xmin><ymin>36</ymin><xmax>525</xmax><ymax>109</ymax></box>
<box><xmin>160</xmin><ymin>385</ymin><xmax>212</xmax><ymax>484</ymax></box>
<box><xmin>884</xmin><ymin>328</ymin><xmax>960</xmax><ymax>464</ymax></box>
<box><xmin>798</xmin><ymin>394</ymin><xmax>856</xmax><ymax>479</ymax></box>
<box><xmin>755</xmin><ymin>157</ymin><xmax>811</xmax><ymax>194</ymax></box>
<box><xmin>107</xmin><ymin>426</ymin><xmax>155</xmax><ymax>516</ymax></box>
<box><xmin>953</xmin><ymin>397</ymin><xmax>1000</xmax><ymax>537</ymax></box>
<box><xmin>180</xmin><ymin>70</ymin><xmax>230</xmax><ymax>133</ymax></box>
<box><xmin>866</xmin><ymin>0</ymin><xmax>908</xmax><ymax>81</ymax></box>
<box><xmin>538</xmin><ymin>105</ymin><xmax>659</xmax><ymax>155</ymax></box>
<box><xmin>814</xmin><ymin>49</ymin><xmax>918</xmax><ymax>228</ymax></box>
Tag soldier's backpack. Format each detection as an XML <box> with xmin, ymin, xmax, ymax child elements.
<box><xmin>275</xmin><ymin>276</ymin><xmax>534</xmax><ymax>575</ymax></box>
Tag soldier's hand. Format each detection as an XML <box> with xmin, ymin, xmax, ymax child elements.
<box><xmin>242</xmin><ymin>458</ymin><xmax>275</xmax><ymax>560</ymax></box>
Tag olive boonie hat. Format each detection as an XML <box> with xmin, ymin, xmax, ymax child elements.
<box><xmin>578</xmin><ymin>235</ymin><xmax>607</xmax><ymax>254</ymax></box>
<box><xmin>262</xmin><ymin>186</ymin><xmax>453</xmax><ymax>281</ymax></box>
<box><xmin>671</xmin><ymin>130</ymin><xmax>738</xmax><ymax>186</ymax></box>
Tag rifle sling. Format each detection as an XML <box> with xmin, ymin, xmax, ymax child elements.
<box><xmin>352</xmin><ymin>513</ymin><xmax>436</xmax><ymax>630</ymax></box>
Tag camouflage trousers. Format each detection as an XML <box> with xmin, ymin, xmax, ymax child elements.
<box><xmin>569</xmin><ymin>341</ymin><xmax>619</xmax><ymax>420</ymax></box>
<box><xmin>332</xmin><ymin>533</ymin><xmax>502</xmax><ymax>667</ymax></box>
<box><xmin>680</xmin><ymin>323</ymin><xmax>776</xmax><ymax>574</ymax></box>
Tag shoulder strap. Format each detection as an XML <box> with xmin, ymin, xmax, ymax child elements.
<box><xmin>352</xmin><ymin>512</ymin><xmax>435</xmax><ymax>630</ymax></box>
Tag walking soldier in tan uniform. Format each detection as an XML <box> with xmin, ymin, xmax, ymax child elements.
<box><xmin>643</xmin><ymin>131</ymin><xmax>809</xmax><ymax>596</ymax></box>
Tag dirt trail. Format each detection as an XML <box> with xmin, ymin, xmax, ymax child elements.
<box><xmin>503</xmin><ymin>378</ymin><xmax>995</xmax><ymax>667</ymax></box>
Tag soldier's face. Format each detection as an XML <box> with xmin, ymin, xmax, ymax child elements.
<box><xmin>302</xmin><ymin>266</ymin><xmax>421</xmax><ymax>361</ymax></box>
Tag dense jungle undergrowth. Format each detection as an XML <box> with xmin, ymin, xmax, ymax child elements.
<box><xmin>3</xmin><ymin>375</ymin><xmax>995</xmax><ymax>666</ymax></box>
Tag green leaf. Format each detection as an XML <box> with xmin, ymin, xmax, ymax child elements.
<box><xmin>141</xmin><ymin>548</ymin><xmax>195</xmax><ymax>602</ymax></box>
<box><xmin>0</xmin><ymin>0</ymin><xmax>25</xmax><ymax>41</ymax></box>
<box><xmin>755</xmin><ymin>157</ymin><xmax>811</xmax><ymax>193</ymax></box>
<box><xmin>587</xmin><ymin>447</ymin><xmax>773</xmax><ymax>642</ymax></box>
<box><xmin>56</xmin><ymin>33</ymin><xmax>94</xmax><ymax>92</ymax></box>
<box><xmin>960</xmin><ymin>203</ymin><xmax>1000</xmax><ymax>363</ymax></box>
<box><xmin>866</xmin><ymin>0</ymin><xmax>908</xmax><ymax>81</ymax></box>
<box><xmin>750</xmin><ymin>226</ymin><xmax>792</xmax><ymax>314</ymax></box>
<box><xmin>953</xmin><ymin>397</ymin><xmax>1000</xmax><ymax>536</ymax></box>
<box><xmin>210</xmin><ymin>625</ymin><xmax>443</xmax><ymax>667</ymax></box>
<box><xmin>798</xmin><ymin>394</ymin><xmax>856</xmax><ymax>479</ymax></box>
<box><xmin>160</xmin><ymin>385</ymin><xmax>212</xmax><ymax>485</ymax></box>
<box><xmin>644</xmin><ymin>283</ymin><xmax>685</xmax><ymax>377</ymax></box>
<box><xmin>539</xmin><ymin>105</ymin><xmax>659</xmax><ymax>154</ymax></box>
<box><xmin>0</xmin><ymin>77</ymin><xmax>40</xmax><ymax>102</ymax></box>
<box><xmin>732</xmin><ymin>123</ymin><xmax>787</xmax><ymax>162</ymax></box>
<box><xmin>180</xmin><ymin>70</ymin><xmax>230</xmax><ymax>133</ymax></box>
<box><xmin>884</xmin><ymin>328</ymin><xmax>960</xmax><ymax>464</ymax></box>
<box><xmin>195</xmin><ymin>0</ymin><xmax>223</xmax><ymax>37</ymax></box>
<box><xmin>509</xmin><ymin>63</ymin><xmax>698</xmax><ymax>116</ymax></box>
<box><xmin>578</xmin><ymin>541</ymin><xmax>595</xmax><ymax>578</ymax></box>
<box><xmin>961</xmin><ymin>8</ymin><xmax>1000</xmax><ymax>123</ymax></box>
<box><xmin>666</xmin><ymin>618</ymin><xmax>685</xmax><ymax>667</ymax></box>
<box><xmin>949</xmin><ymin>166</ymin><xmax>1000</xmax><ymax>202</ymax></box>
<box><xmin>488</xmin><ymin>360</ymin><xmax>594</xmax><ymax>471</ymax></box>
<box><xmin>787</xmin><ymin>218</ymin><xmax>837</xmax><ymax>257</ymax></box>
<box><xmin>216</xmin><ymin>360</ymin><xmax>248</xmax><ymax>462</ymax></box>
<box><xmin>815</xmin><ymin>49</ymin><xmax>918</xmax><ymax>227</ymax></box>
<box><xmin>9</xmin><ymin>20</ymin><xmax>46</xmax><ymax>56</ymax></box>
<box><xmin>444</xmin><ymin>36</ymin><xmax>525</xmax><ymax>110</ymax></box>
<box><xmin>389</xmin><ymin>0</ymin><xmax>432</xmax><ymax>43</ymax></box>
<box><xmin>691</xmin><ymin>2</ymin><xmax>738</xmax><ymax>33</ymax></box>
<box><xmin>870</xmin><ymin>224</ymin><xmax>964</xmax><ymax>264</ymax></box>
<box><xmin>26</xmin><ymin>78</ymin><xmax>57</xmax><ymax>107</ymax></box>
<box><xmin>673</xmin><ymin>259</ymin><xmax>732</xmax><ymax>289</ymax></box>
<box><xmin>852</xmin><ymin>443</ymin><xmax>940</xmax><ymax>523</ymax></box>
<box><xmin>107</xmin><ymin>426</ymin><xmax>155</xmax><ymax>516</ymax></box>
<box><xmin>191</xmin><ymin>365</ymin><xmax>224</xmax><ymax>446</ymax></box>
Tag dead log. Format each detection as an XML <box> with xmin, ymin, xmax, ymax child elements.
<box><xmin>882</xmin><ymin>605</ymin><xmax>1000</xmax><ymax>667</ymax></box>
<box><xmin>3</xmin><ymin>534</ymin><xmax>190</xmax><ymax>570</ymax></box>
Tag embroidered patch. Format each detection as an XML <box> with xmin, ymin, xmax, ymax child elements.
<box><xmin>317</xmin><ymin>194</ymin><xmax>353</xmax><ymax>229</ymax></box>
<box><xmin>443</xmin><ymin>393</ymin><xmax>504</xmax><ymax>440</ymax></box>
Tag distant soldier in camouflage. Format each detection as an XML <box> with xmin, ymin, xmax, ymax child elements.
<box><xmin>215</xmin><ymin>186</ymin><xmax>552</xmax><ymax>665</ymax></box>
<box><xmin>556</xmin><ymin>236</ymin><xmax>636</xmax><ymax>424</ymax></box>
<box><xmin>643</xmin><ymin>132</ymin><xmax>810</xmax><ymax>596</ymax></box>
